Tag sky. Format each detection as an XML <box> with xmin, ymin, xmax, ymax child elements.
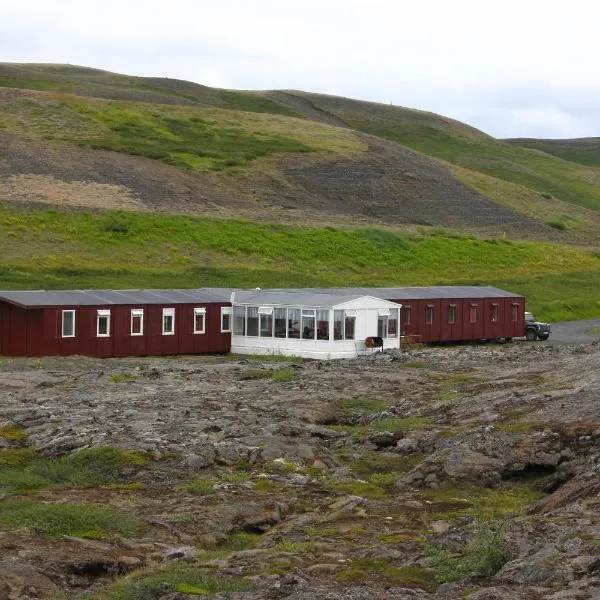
<box><xmin>2</xmin><ymin>0</ymin><xmax>599</xmax><ymax>139</ymax></box>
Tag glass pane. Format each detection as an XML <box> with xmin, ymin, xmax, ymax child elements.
<box><xmin>222</xmin><ymin>313</ymin><xmax>231</xmax><ymax>331</ymax></box>
<box><xmin>334</xmin><ymin>310</ymin><xmax>343</xmax><ymax>340</ymax></box>
<box><xmin>512</xmin><ymin>304</ymin><xmax>518</xmax><ymax>322</ymax></box>
<box><xmin>316</xmin><ymin>309</ymin><xmax>329</xmax><ymax>340</ymax></box>
<box><xmin>233</xmin><ymin>306</ymin><xmax>246</xmax><ymax>335</ymax></box>
<box><xmin>402</xmin><ymin>306</ymin><xmax>411</xmax><ymax>325</ymax></box>
<box><xmin>260</xmin><ymin>313</ymin><xmax>273</xmax><ymax>337</ymax></box>
<box><xmin>195</xmin><ymin>313</ymin><xmax>205</xmax><ymax>332</ymax></box>
<box><xmin>274</xmin><ymin>308</ymin><xmax>287</xmax><ymax>338</ymax></box>
<box><xmin>132</xmin><ymin>315</ymin><xmax>142</xmax><ymax>334</ymax></box>
<box><xmin>426</xmin><ymin>307</ymin><xmax>434</xmax><ymax>324</ymax></box>
<box><xmin>377</xmin><ymin>316</ymin><xmax>387</xmax><ymax>338</ymax></box>
<box><xmin>388</xmin><ymin>309</ymin><xmax>398</xmax><ymax>337</ymax></box>
<box><xmin>247</xmin><ymin>306</ymin><xmax>259</xmax><ymax>336</ymax></box>
<box><xmin>302</xmin><ymin>315</ymin><xmax>315</xmax><ymax>339</ymax></box>
<box><xmin>63</xmin><ymin>312</ymin><xmax>74</xmax><ymax>336</ymax></box>
<box><xmin>448</xmin><ymin>306</ymin><xmax>456</xmax><ymax>324</ymax></box>
<box><xmin>98</xmin><ymin>316</ymin><xmax>109</xmax><ymax>336</ymax></box>
<box><xmin>288</xmin><ymin>308</ymin><xmax>300</xmax><ymax>339</ymax></box>
<box><xmin>344</xmin><ymin>316</ymin><xmax>355</xmax><ymax>340</ymax></box>
<box><xmin>163</xmin><ymin>314</ymin><xmax>173</xmax><ymax>333</ymax></box>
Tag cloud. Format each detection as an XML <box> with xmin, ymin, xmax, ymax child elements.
<box><xmin>2</xmin><ymin>0</ymin><xmax>600</xmax><ymax>138</ymax></box>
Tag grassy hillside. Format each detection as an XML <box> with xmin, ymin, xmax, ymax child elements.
<box><xmin>1</xmin><ymin>205</ymin><xmax>599</xmax><ymax>321</ymax></box>
<box><xmin>0</xmin><ymin>63</ymin><xmax>300</xmax><ymax>116</ymax></box>
<box><xmin>505</xmin><ymin>137</ymin><xmax>600</xmax><ymax>167</ymax></box>
<box><xmin>272</xmin><ymin>92</ymin><xmax>600</xmax><ymax>212</ymax></box>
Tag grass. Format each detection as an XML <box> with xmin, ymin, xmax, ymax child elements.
<box><xmin>427</xmin><ymin>519</ymin><xmax>508</xmax><ymax>582</ymax></box>
<box><xmin>300</xmin><ymin>93</ymin><xmax>600</xmax><ymax>211</ymax></box>
<box><xmin>336</xmin><ymin>558</ymin><xmax>436</xmax><ymax>590</ymax></box>
<box><xmin>0</xmin><ymin>499</ymin><xmax>146</xmax><ymax>539</ymax></box>
<box><xmin>77</xmin><ymin>563</ymin><xmax>250</xmax><ymax>599</ymax></box>
<box><xmin>0</xmin><ymin>446</ymin><xmax>151</xmax><ymax>494</ymax></box>
<box><xmin>0</xmin><ymin>424</ymin><xmax>27</xmax><ymax>441</ymax></box>
<box><xmin>239</xmin><ymin>368</ymin><xmax>296</xmax><ymax>382</ymax></box>
<box><xmin>1</xmin><ymin>206</ymin><xmax>600</xmax><ymax>320</ymax></box>
<box><xmin>0</xmin><ymin>91</ymin><xmax>362</xmax><ymax>173</ymax></box>
<box><xmin>424</xmin><ymin>482</ymin><xmax>545</xmax><ymax>521</ymax></box>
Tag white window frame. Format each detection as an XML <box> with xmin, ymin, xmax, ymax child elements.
<box><xmin>96</xmin><ymin>309</ymin><xmax>111</xmax><ymax>337</ymax></box>
<box><xmin>61</xmin><ymin>309</ymin><xmax>76</xmax><ymax>338</ymax></box>
<box><xmin>221</xmin><ymin>307</ymin><xmax>232</xmax><ymax>333</ymax></box>
<box><xmin>131</xmin><ymin>309</ymin><xmax>144</xmax><ymax>336</ymax></box>
<box><xmin>194</xmin><ymin>307</ymin><xmax>206</xmax><ymax>334</ymax></box>
<box><xmin>162</xmin><ymin>307</ymin><xmax>175</xmax><ymax>336</ymax></box>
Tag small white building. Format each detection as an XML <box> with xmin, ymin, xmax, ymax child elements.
<box><xmin>230</xmin><ymin>290</ymin><xmax>401</xmax><ymax>359</ymax></box>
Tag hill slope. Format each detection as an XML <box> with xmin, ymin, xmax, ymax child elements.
<box><xmin>505</xmin><ymin>137</ymin><xmax>600</xmax><ymax>166</ymax></box>
<box><xmin>1</xmin><ymin>63</ymin><xmax>600</xmax><ymax>244</ymax></box>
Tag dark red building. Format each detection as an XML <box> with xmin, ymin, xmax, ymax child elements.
<box><xmin>377</xmin><ymin>286</ymin><xmax>526</xmax><ymax>343</ymax></box>
<box><xmin>0</xmin><ymin>286</ymin><xmax>526</xmax><ymax>358</ymax></box>
<box><xmin>0</xmin><ymin>289</ymin><xmax>233</xmax><ymax>358</ymax></box>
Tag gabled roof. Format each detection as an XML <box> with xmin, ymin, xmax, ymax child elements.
<box><xmin>0</xmin><ymin>288</ymin><xmax>234</xmax><ymax>308</ymax></box>
<box><xmin>232</xmin><ymin>290</ymin><xmax>366</xmax><ymax>307</ymax></box>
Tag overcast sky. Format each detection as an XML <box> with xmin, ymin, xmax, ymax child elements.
<box><xmin>2</xmin><ymin>0</ymin><xmax>599</xmax><ymax>139</ymax></box>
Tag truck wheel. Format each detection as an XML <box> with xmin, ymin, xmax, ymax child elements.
<box><xmin>526</xmin><ymin>330</ymin><xmax>537</xmax><ymax>341</ymax></box>
<box><xmin>539</xmin><ymin>334</ymin><xmax>549</xmax><ymax>341</ymax></box>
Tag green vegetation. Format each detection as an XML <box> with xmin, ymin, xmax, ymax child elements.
<box><xmin>0</xmin><ymin>92</ymin><xmax>361</xmax><ymax>172</ymax></box>
<box><xmin>506</xmin><ymin>137</ymin><xmax>600</xmax><ymax>167</ymax></box>
<box><xmin>424</xmin><ymin>482</ymin><xmax>545</xmax><ymax>521</ymax></box>
<box><xmin>2</xmin><ymin>206</ymin><xmax>599</xmax><ymax>320</ymax></box>
<box><xmin>239</xmin><ymin>368</ymin><xmax>296</xmax><ymax>382</ymax></box>
<box><xmin>0</xmin><ymin>424</ymin><xmax>27</xmax><ymax>441</ymax></box>
<box><xmin>78</xmin><ymin>564</ymin><xmax>250</xmax><ymax>599</ymax></box>
<box><xmin>428</xmin><ymin>519</ymin><xmax>508</xmax><ymax>582</ymax></box>
<box><xmin>108</xmin><ymin>373</ymin><xmax>139</xmax><ymax>383</ymax></box>
<box><xmin>0</xmin><ymin>499</ymin><xmax>145</xmax><ymax>538</ymax></box>
<box><xmin>299</xmin><ymin>94</ymin><xmax>600</xmax><ymax>211</ymax></box>
<box><xmin>0</xmin><ymin>446</ymin><xmax>151</xmax><ymax>494</ymax></box>
<box><xmin>336</xmin><ymin>558</ymin><xmax>436</xmax><ymax>589</ymax></box>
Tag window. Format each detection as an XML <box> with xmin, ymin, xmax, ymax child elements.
<box><xmin>490</xmin><ymin>304</ymin><xmax>499</xmax><ymax>323</ymax></box>
<box><xmin>62</xmin><ymin>310</ymin><xmax>75</xmax><ymax>338</ymax></box>
<box><xmin>301</xmin><ymin>309</ymin><xmax>315</xmax><ymax>339</ymax></box>
<box><xmin>288</xmin><ymin>308</ymin><xmax>300</xmax><ymax>339</ymax></box>
<box><xmin>334</xmin><ymin>310</ymin><xmax>344</xmax><ymax>340</ymax></box>
<box><xmin>426</xmin><ymin>305</ymin><xmax>434</xmax><ymax>325</ymax></box>
<box><xmin>470</xmin><ymin>304</ymin><xmax>478</xmax><ymax>324</ymax></box>
<box><xmin>97</xmin><ymin>309</ymin><xmax>110</xmax><ymax>337</ymax></box>
<box><xmin>274</xmin><ymin>308</ymin><xmax>287</xmax><ymax>338</ymax></box>
<box><xmin>448</xmin><ymin>305</ymin><xmax>456</xmax><ymax>325</ymax></box>
<box><xmin>259</xmin><ymin>306</ymin><xmax>273</xmax><ymax>337</ymax></box>
<box><xmin>344</xmin><ymin>311</ymin><xmax>356</xmax><ymax>340</ymax></box>
<box><xmin>246</xmin><ymin>306</ymin><xmax>259</xmax><ymax>336</ymax></box>
<box><xmin>131</xmin><ymin>309</ymin><xmax>144</xmax><ymax>336</ymax></box>
<box><xmin>194</xmin><ymin>308</ymin><xmax>206</xmax><ymax>334</ymax></box>
<box><xmin>402</xmin><ymin>305</ymin><xmax>411</xmax><ymax>326</ymax></box>
<box><xmin>378</xmin><ymin>308</ymin><xmax>390</xmax><ymax>338</ymax></box>
<box><xmin>511</xmin><ymin>303</ymin><xmax>519</xmax><ymax>322</ymax></box>
<box><xmin>333</xmin><ymin>310</ymin><xmax>356</xmax><ymax>340</ymax></box>
<box><xmin>388</xmin><ymin>308</ymin><xmax>399</xmax><ymax>337</ymax></box>
<box><xmin>316</xmin><ymin>309</ymin><xmax>329</xmax><ymax>340</ymax></box>
<box><xmin>221</xmin><ymin>307</ymin><xmax>232</xmax><ymax>332</ymax></box>
<box><xmin>162</xmin><ymin>308</ymin><xmax>175</xmax><ymax>335</ymax></box>
<box><xmin>233</xmin><ymin>306</ymin><xmax>246</xmax><ymax>335</ymax></box>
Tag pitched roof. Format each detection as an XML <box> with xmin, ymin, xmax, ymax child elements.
<box><xmin>0</xmin><ymin>288</ymin><xmax>234</xmax><ymax>308</ymax></box>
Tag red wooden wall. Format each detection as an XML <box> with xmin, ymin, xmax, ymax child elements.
<box><xmin>394</xmin><ymin>296</ymin><xmax>525</xmax><ymax>343</ymax></box>
<box><xmin>0</xmin><ymin>301</ymin><xmax>231</xmax><ymax>358</ymax></box>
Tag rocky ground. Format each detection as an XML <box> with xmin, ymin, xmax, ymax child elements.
<box><xmin>1</xmin><ymin>341</ymin><xmax>599</xmax><ymax>599</ymax></box>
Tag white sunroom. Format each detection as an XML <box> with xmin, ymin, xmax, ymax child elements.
<box><xmin>230</xmin><ymin>290</ymin><xmax>401</xmax><ymax>359</ymax></box>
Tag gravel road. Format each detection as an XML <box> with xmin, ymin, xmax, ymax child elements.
<box><xmin>545</xmin><ymin>318</ymin><xmax>600</xmax><ymax>344</ymax></box>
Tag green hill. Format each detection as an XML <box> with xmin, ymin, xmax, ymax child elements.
<box><xmin>505</xmin><ymin>137</ymin><xmax>600</xmax><ymax>167</ymax></box>
<box><xmin>1</xmin><ymin>63</ymin><xmax>600</xmax><ymax>320</ymax></box>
